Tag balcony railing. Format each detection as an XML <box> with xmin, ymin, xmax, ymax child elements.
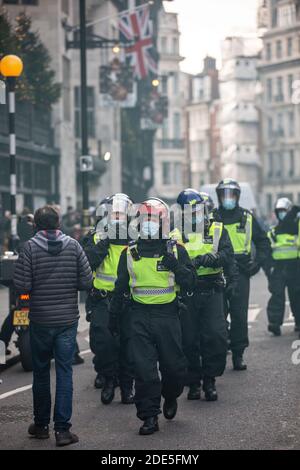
<box><xmin>0</xmin><ymin>102</ymin><xmax>53</xmax><ymax>148</ymax></box>
<box><xmin>156</xmin><ymin>139</ymin><xmax>185</xmax><ymax>149</ymax></box>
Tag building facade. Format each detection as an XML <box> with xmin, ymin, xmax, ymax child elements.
<box><xmin>257</xmin><ymin>0</ymin><xmax>300</xmax><ymax>217</ymax></box>
<box><xmin>1</xmin><ymin>0</ymin><xmax>122</xmax><ymax>213</ymax></box>
<box><xmin>152</xmin><ymin>8</ymin><xmax>189</xmax><ymax>203</ymax></box>
<box><xmin>219</xmin><ymin>36</ymin><xmax>262</xmax><ymax>197</ymax></box>
<box><xmin>186</xmin><ymin>56</ymin><xmax>220</xmax><ymax>190</ymax></box>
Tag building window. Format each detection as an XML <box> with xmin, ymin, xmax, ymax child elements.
<box><xmin>34</xmin><ymin>163</ymin><xmax>51</xmax><ymax>192</ymax></box>
<box><xmin>266</xmin><ymin>78</ymin><xmax>272</xmax><ymax>102</ymax></box>
<box><xmin>277</xmin><ymin>113</ymin><xmax>284</xmax><ymax>136</ymax></box>
<box><xmin>276</xmin><ymin>76</ymin><xmax>283</xmax><ymax>101</ymax></box>
<box><xmin>268</xmin><ymin>117</ymin><xmax>273</xmax><ymax>138</ymax></box>
<box><xmin>173</xmin><ymin>112</ymin><xmax>181</xmax><ymax>140</ymax></box>
<box><xmin>161</xmin><ymin>76</ymin><xmax>168</xmax><ymax>95</ymax></box>
<box><xmin>174</xmin><ymin>163</ymin><xmax>182</xmax><ymax>185</ymax></box>
<box><xmin>62</xmin><ymin>0</ymin><xmax>69</xmax><ymax>15</ymax></box>
<box><xmin>161</xmin><ymin>37</ymin><xmax>167</xmax><ymax>54</ymax></box>
<box><xmin>162</xmin><ymin>118</ymin><xmax>169</xmax><ymax>140</ymax></box>
<box><xmin>266</xmin><ymin>43</ymin><xmax>272</xmax><ymax>60</ymax></box>
<box><xmin>278</xmin><ymin>3</ymin><xmax>296</xmax><ymax>27</ymax></box>
<box><xmin>289</xmin><ymin>150</ymin><xmax>295</xmax><ymax>177</ymax></box>
<box><xmin>276</xmin><ymin>40</ymin><xmax>282</xmax><ymax>59</ymax></box>
<box><xmin>287</xmin><ymin>37</ymin><xmax>293</xmax><ymax>56</ymax></box>
<box><xmin>288</xmin><ymin>111</ymin><xmax>295</xmax><ymax>137</ymax></box>
<box><xmin>172</xmin><ymin>37</ymin><xmax>178</xmax><ymax>54</ymax></box>
<box><xmin>74</xmin><ymin>86</ymin><xmax>95</xmax><ymax>138</ymax></box>
<box><xmin>268</xmin><ymin>152</ymin><xmax>273</xmax><ymax>177</ymax></box>
<box><xmin>288</xmin><ymin>74</ymin><xmax>294</xmax><ymax>98</ymax></box>
<box><xmin>63</xmin><ymin>57</ymin><xmax>71</xmax><ymax>122</ymax></box>
<box><xmin>162</xmin><ymin>162</ymin><xmax>171</xmax><ymax>185</ymax></box>
<box><xmin>173</xmin><ymin>73</ymin><xmax>179</xmax><ymax>95</ymax></box>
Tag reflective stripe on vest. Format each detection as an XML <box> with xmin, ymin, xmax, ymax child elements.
<box><xmin>126</xmin><ymin>247</ymin><xmax>177</xmax><ymax>305</ymax></box>
<box><xmin>93</xmin><ymin>235</ymin><xmax>126</xmax><ymax>291</ymax></box>
<box><xmin>184</xmin><ymin>222</ymin><xmax>223</xmax><ymax>277</ymax></box>
<box><xmin>225</xmin><ymin>213</ymin><xmax>252</xmax><ymax>255</ymax></box>
<box><xmin>268</xmin><ymin>229</ymin><xmax>299</xmax><ymax>260</ymax></box>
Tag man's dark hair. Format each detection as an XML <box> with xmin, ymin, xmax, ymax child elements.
<box><xmin>34</xmin><ymin>205</ymin><xmax>60</xmax><ymax>231</ymax></box>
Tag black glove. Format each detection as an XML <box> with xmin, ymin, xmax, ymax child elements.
<box><xmin>96</xmin><ymin>237</ymin><xmax>110</xmax><ymax>251</ymax></box>
<box><xmin>226</xmin><ymin>283</ymin><xmax>237</xmax><ymax>300</ymax></box>
<box><xmin>85</xmin><ymin>292</ymin><xmax>94</xmax><ymax>322</ymax></box>
<box><xmin>194</xmin><ymin>253</ymin><xmax>219</xmax><ymax>269</ymax></box>
<box><xmin>249</xmin><ymin>261</ymin><xmax>261</xmax><ymax>277</ymax></box>
<box><xmin>162</xmin><ymin>253</ymin><xmax>179</xmax><ymax>272</ymax></box>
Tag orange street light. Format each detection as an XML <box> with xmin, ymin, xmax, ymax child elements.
<box><xmin>0</xmin><ymin>55</ymin><xmax>23</xmax><ymax>78</ymax></box>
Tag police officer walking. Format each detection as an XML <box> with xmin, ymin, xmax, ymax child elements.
<box><xmin>175</xmin><ymin>189</ymin><xmax>234</xmax><ymax>401</ymax></box>
<box><xmin>213</xmin><ymin>179</ymin><xmax>271</xmax><ymax>370</ymax></box>
<box><xmin>109</xmin><ymin>198</ymin><xmax>195</xmax><ymax>436</ymax></box>
<box><xmin>267</xmin><ymin>198</ymin><xmax>300</xmax><ymax>336</ymax></box>
<box><xmin>81</xmin><ymin>193</ymin><xmax>134</xmax><ymax>405</ymax></box>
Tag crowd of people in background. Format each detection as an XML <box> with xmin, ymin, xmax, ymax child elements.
<box><xmin>0</xmin><ymin>205</ymin><xmax>83</xmax><ymax>256</ymax></box>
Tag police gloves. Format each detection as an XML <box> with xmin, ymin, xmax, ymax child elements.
<box><xmin>194</xmin><ymin>253</ymin><xmax>220</xmax><ymax>269</ymax></box>
<box><xmin>162</xmin><ymin>253</ymin><xmax>180</xmax><ymax>272</ymax></box>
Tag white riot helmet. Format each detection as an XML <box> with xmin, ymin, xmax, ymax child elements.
<box><xmin>275</xmin><ymin>197</ymin><xmax>292</xmax><ymax>221</ymax></box>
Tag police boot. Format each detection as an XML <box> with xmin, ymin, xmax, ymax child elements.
<box><xmin>163</xmin><ymin>398</ymin><xmax>178</xmax><ymax>420</ymax></box>
<box><xmin>121</xmin><ymin>388</ymin><xmax>135</xmax><ymax>405</ymax></box>
<box><xmin>268</xmin><ymin>323</ymin><xmax>281</xmax><ymax>337</ymax></box>
<box><xmin>94</xmin><ymin>373</ymin><xmax>105</xmax><ymax>389</ymax></box>
<box><xmin>139</xmin><ymin>417</ymin><xmax>159</xmax><ymax>436</ymax></box>
<box><xmin>203</xmin><ymin>377</ymin><xmax>218</xmax><ymax>402</ymax></box>
<box><xmin>187</xmin><ymin>384</ymin><xmax>201</xmax><ymax>400</ymax></box>
<box><xmin>232</xmin><ymin>355</ymin><xmax>247</xmax><ymax>371</ymax></box>
<box><xmin>101</xmin><ymin>378</ymin><xmax>115</xmax><ymax>405</ymax></box>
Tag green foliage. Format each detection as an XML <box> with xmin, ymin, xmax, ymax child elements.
<box><xmin>0</xmin><ymin>9</ymin><xmax>60</xmax><ymax>108</ymax></box>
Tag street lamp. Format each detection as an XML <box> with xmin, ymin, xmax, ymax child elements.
<box><xmin>0</xmin><ymin>55</ymin><xmax>23</xmax><ymax>252</ymax></box>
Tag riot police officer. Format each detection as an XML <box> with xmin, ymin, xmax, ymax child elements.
<box><xmin>81</xmin><ymin>193</ymin><xmax>134</xmax><ymax>405</ymax></box>
<box><xmin>214</xmin><ymin>179</ymin><xmax>271</xmax><ymax>370</ymax></box>
<box><xmin>109</xmin><ymin>198</ymin><xmax>195</xmax><ymax>436</ymax></box>
<box><xmin>267</xmin><ymin>198</ymin><xmax>300</xmax><ymax>336</ymax></box>
<box><xmin>175</xmin><ymin>189</ymin><xmax>233</xmax><ymax>401</ymax></box>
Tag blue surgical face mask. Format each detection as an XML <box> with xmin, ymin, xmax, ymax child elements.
<box><xmin>142</xmin><ymin>221</ymin><xmax>159</xmax><ymax>237</ymax></box>
<box><xmin>222</xmin><ymin>198</ymin><xmax>236</xmax><ymax>211</ymax></box>
<box><xmin>278</xmin><ymin>211</ymin><xmax>287</xmax><ymax>221</ymax></box>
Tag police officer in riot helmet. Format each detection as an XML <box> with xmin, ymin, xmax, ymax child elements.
<box><xmin>174</xmin><ymin>189</ymin><xmax>233</xmax><ymax>401</ymax></box>
<box><xmin>267</xmin><ymin>198</ymin><xmax>300</xmax><ymax>336</ymax></box>
<box><xmin>213</xmin><ymin>179</ymin><xmax>271</xmax><ymax>370</ymax></box>
<box><xmin>81</xmin><ymin>193</ymin><xmax>134</xmax><ymax>405</ymax></box>
<box><xmin>109</xmin><ymin>198</ymin><xmax>195</xmax><ymax>436</ymax></box>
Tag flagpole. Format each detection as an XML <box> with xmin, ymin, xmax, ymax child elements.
<box><xmin>73</xmin><ymin>2</ymin><xmax>147</xmax><ymax>31</ymax></box>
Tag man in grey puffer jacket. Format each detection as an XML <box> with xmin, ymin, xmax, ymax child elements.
<box><xmin>14</xmin><ymin>205</ymin><xmax>93</xmax><ymax>447</ymax></box>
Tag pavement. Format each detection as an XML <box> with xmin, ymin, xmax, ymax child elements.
<box><xmin>0</xmin><ymin>272</ymin><xmax>300</xmax><ymax>450</ymax></box>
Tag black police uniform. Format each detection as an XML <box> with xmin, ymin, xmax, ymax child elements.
<box><xmin>267</xmin><ymin>206</ymin><xmax>300</xmax><ymax>329</ymax></box>
<box><xmin>81</xmin><ymin>232</ymin><xmax>133</xmax><ymax>397</ymax></box>
<box><xmin>109</xmin><ymin>239</ymin><xmax>196</xmax><ymax>421</ymax></box>
<box><xmin>214</xmin><ymin>206</ymin><xmax>271</xmax><ymax>361</ymax></box>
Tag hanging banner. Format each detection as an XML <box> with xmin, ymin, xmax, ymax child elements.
<box><xmin>140</xmin><ymin>89</ymin><xmax>168</xmax><ymax>130</ymax></box>
<box><xmin>99</xmin><ymin>58</ymin><xmax>136</xmax><ymax>108</ymax></box>
<box><xmin>118</xmin><ymin>5</ymin><xmax>158</xmax><ymax>80</ymax></box>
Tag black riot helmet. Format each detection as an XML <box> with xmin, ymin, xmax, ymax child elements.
<box><xmin>216</xmin><ymin>179</ymin><xmax>241</xmax><ymax>210</ymax></box>
<box><xmin>95</xmin><ymin>193</ymin><xmax>133</xmax><ymax>236</ymax></box>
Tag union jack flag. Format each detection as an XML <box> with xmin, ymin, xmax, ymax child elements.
<box><xmin>118</xmin><ymin>6</ymin><xmax>158</xmax><ymax>80</ymax></box>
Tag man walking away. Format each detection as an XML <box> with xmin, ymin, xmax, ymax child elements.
<box><xmin>14</xmin><ymin>205</ymin><xmax>93</xmax><ymax>447</ymax></box>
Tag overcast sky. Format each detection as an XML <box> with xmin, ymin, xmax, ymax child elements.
<box><xmin>163</xmin><ymin>0</ymin><xmax>259</xmax><ymax>74</ymax></box>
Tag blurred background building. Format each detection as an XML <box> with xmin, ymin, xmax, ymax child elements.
<box><xmin>219</xmin><ymin>36</ymin><xmax>262</xmax><ymax>196</ymax></box>
<box><xmin>258</xmin><ymin>0</ymin><xmax>300</xmax><ymax>216</ymax></box>
<box><xmin>151</xmin><ymin>8</ymin><xmax>189</xmax><ymax>204</ymax></box>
